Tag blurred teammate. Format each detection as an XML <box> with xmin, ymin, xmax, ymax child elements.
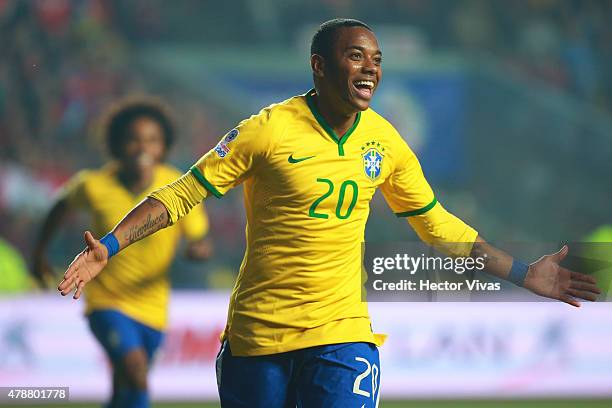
<box><xmin>57</xmin><ymin>20</ymin><xmax>600</xmax><ymax>407</ymax></box>
<box><xmin>34</xmin><ymin>98</ymin><xmax>211</xmax><ymax>408</ymax></box>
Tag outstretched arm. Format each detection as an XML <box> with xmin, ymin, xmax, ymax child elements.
<box><xmin>402</xmin><ymin>199</ymin><xmax>601</xmax><ymax>307</ymax></box>
<box><xmin>58</xmin><ymin>169</ymin><xmax>210</xmax><ymax>299</ymax></box>
<box><xmin>381</xmin><ymin>134</ymin><xmax>601</xmax><ymax>307</ymax></box>
<box><xmin>58</xmin><ymin>197</ymin><xmax>169</xmax><ymax>299</ymax></box>
<box><xmin>471</xmin><ymin>237</ymin><xmax>600</xmax><ymax>307</ymax></box>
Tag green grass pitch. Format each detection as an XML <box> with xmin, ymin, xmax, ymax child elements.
<box><xmin>3</xmin><ymin>400</ymin><xmax>612</xmax><ymax>408</ymax></box>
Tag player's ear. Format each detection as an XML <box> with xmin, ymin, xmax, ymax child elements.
<box><xmin>311</xmin><ymin>54</ymin><xmax>325</xmax><ymax>78</ymax></box>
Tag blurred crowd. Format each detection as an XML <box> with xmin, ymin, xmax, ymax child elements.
<box><xmin>0</xmin><ymin>0</ymin><xmax>226</xmax><ymax>273</ymax></box>
<box><xmin>1</xmin><ymin>0</ymin><xmax>610</xmax><ymax>291</ymax></box>
<box><xmin>117</xmin><ymin>0</ymin><xmax>612</xmax><ymax>111</ymax></box>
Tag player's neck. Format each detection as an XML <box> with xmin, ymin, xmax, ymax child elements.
<box><xmin>313</xmin><ymin>93</ymin><xmax>358</xmax><ymax>137</ymax></box>
<box><xmin>116</xmin><ymin>166</ymin><xmax>154</xmax><ymax>195</ymax></box>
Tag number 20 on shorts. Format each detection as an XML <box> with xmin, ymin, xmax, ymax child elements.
<box><xmin>353</xmin><ymin>356</ymin><xmax>379</xmax><ymax>402</ymax></box>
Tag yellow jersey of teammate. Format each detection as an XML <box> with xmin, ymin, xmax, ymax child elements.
<box><xmin>63</xmin><ymin>163</ymin><xmax>208</xmax><ymax>330</ymax></box>
<box><xmin>150</xmin><ymin>89</ymin><xmax>477</xmax><ymax>356</ymax></box>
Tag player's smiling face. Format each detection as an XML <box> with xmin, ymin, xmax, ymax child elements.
<box><xmin>327</xmin><ymin>27</ymin><xmax>382</xmax><ymax>112</ymax></box>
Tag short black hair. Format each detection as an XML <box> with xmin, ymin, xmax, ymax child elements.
<box><xmin>103</xmin><ymin>97</ymin><xmax>175</xmax><ymax>159</ymax></box>
<box><xmin>311</xmin><ymin>18</ymin><xmax>373</xmax><ymax>59</ymax></box>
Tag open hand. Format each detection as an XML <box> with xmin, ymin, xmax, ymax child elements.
<box><xmin>524</xmin><ymin>245</ymin><xmax>601</xmax><ymax>307</ymax></box>
<box><xmin>58</xmin><ymin>231</ymin><xmax>109</xmax><ymax>299</ymax></box>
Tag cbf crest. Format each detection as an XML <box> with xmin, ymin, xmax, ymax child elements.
<box><xmin>361</xmin><ymin>141</ymin><xmax>385</xmax><ymax>180</ymax></box>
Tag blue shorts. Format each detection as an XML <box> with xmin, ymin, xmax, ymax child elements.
<box><xmin>87</xmin><ymin>309</ymin><xmax>164</xmax><ymax>363</ymax></box>
<box><xmin>216</xmin><ymin>341</ymin><xmax>381</xmax><ymax>407</ymax></box>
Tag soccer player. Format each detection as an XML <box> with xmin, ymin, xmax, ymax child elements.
<box><xmin>35</xmin><ymin>98</ymin><xmax>211</xmax><ymax>408</ymax></box>
<box><xmin>57</xmin><ymin>20</ymin><xmax>600</xmax><ymax>407</ymax></box>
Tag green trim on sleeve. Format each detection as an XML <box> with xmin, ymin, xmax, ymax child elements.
<box><xmin>190</xmin><ymin>167</ymin><xmax>223</xmax><ymax>199</ymax></box>
<box><xmin>395</xmin><ymin>198</ymin><xmax>437</xmax><ymax>217</ymax></box>
<box><xmin>305</xmin><ymin>89</ymin><xmax>361</xmax><ymax>157</ymax></box>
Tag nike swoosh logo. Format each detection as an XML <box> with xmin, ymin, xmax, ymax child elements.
<box><xmin>288</xmin><ymin>154</ymin><xmax>315</xmax><ymax>164</ymax></box>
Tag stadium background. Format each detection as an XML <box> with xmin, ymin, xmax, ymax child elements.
<box><xmin>1</xmin><ymin>0</ymin><xmax>611</xmax><ymax>407</ymax></box>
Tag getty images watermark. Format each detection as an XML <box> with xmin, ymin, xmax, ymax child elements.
<box><xmin>362</xmin><ymin>242</ymin><xmax>612</xmax><ymax>302</ymax></box>
<box><xmin>371</xmin><ymin>252</ymin><xmax>496</xmax><ymax>292</ymax></box>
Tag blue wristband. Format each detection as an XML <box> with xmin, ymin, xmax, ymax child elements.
<box><xmin>508</xmin><ymin>259</ymin><xmax>530</xmax><ymax>287</ymax></box>
<box><xmin>100</xmin><ymin>233</ymin><xmax>120</xmax><ymax>259</ymax></box>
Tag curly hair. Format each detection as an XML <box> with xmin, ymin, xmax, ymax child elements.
<box><xmin>102</xmin><ymin>97</ymin><xmax>175</xmax><ymax>159</ymax></box>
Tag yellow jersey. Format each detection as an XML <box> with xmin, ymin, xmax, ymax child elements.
<box><xmin>150</xmin><ymin>89</ymin><xmax>477</xmax><ymax>355</ymax></box>
<box><xmin>62</xmin><ymin>163</ymin><xmax>208</xmax><ymax>330</ymax></box>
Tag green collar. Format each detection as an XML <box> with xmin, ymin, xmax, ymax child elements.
<box><xmin>305</xmin><ymin>89</ymin><xmax>361</xmax><ymax>156</ymax></box>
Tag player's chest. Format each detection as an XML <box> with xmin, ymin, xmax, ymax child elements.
<box><xmin>261</xmin><ymin>133</ymin><xmax>391</xmax><ymax>206</ymax></box>
<box><xmin>85</xmin><ymin>184</ymin><xmax>155</xmax><ymax>227</ymax></box>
